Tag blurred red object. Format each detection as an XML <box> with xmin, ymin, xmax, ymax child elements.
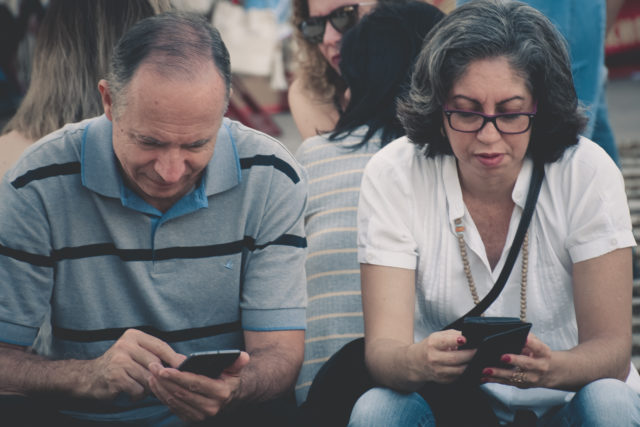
<box><xmin>606</xmin><ymin>0</ymin><xmax>640</xmax><ymax>78</ymax></box>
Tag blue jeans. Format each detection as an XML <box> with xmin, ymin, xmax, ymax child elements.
<box><xmin>540</xmin><ymin>378</ymin><xmax>640</xmax><ymax>426</ymax></box>
<box><xmin>348</xmin><ymin>388</ymin><xmax>435</xmax><ymax>427</ymax></box>
<box><xmin>348</xmin><ymin>379</ymin><xmax>640</xmax><ymax>426</ymax></box>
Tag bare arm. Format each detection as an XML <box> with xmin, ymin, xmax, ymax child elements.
<box><xmin>0</xmin><ymin>329</ymin><xmax>184</xmax><ymax>399</ymax></box>
<box><xmin>287</xmin><ymin>77</ymin><xmax>340</xmax><ymax>140</ymax></box>
<box><xmin>486</xmin><ymin>248</ymin><xmax>632</xmax><ymax>390</ymax></box>
<box><xmin>555</xmin><ymin>247</ymin><xmax>632</xmax><ymax>386</ymax></box>
<box><xmin>234</xmin><ymin>329</ymin><xmax>304</xmax><ymax>402</ymax></box>
<box><xmin>361</xmin><ymin>264</ymin><xmax>474</xmax><ymax>391</ymax></box>
<box><xmin>148</xmin><ymin>329</ymin><xmax>304</xmax><ymax>422</ymax></box>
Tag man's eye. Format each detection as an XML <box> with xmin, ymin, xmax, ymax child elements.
<box><xmin>139</xmin><ymin>140</ymin><xmax>160</xmax><ymax>147</ymax></box>
<box><xmin>188</xmin><ymin>141</ymin><xmax>209</xmax><ymax>150</ymax></box>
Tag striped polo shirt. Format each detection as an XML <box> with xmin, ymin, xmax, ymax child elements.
<box><xmin>0</xmin><ymin>115</ymin><xmax>307</xmax><ymax>421</ymax></box>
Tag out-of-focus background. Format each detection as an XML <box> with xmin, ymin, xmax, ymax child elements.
<box><xmin>1</xmin><ymin>0</ymin><xmax>639</xmax><ymax>360</ymax></box>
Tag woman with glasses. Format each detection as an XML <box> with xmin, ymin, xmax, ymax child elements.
<box><xmin>289</xmin><ymin>0</ymin><xmax>402</xmax><ymax>140</ymax></box>
<box><xmin>350</xmin><ymin>1</ymin><xmax>640</xmax><ymax>426</ymax></box>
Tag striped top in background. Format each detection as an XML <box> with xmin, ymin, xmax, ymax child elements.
<box><xmin>294</xmin><ymin>127</ymin><xmax>381</xmax><ymax>404</ymax></box>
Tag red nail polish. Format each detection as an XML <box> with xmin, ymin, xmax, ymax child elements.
<box><xmin>501</xmin><ymin>355</ymin><xmax>511</xmax><ymax>363</ymax></box>
<box><xmin>457</xmin><ymin>336</ymin><xmax>465</xmax><ymax>345</ymax></box>
<box><xmin>482</xmin><ymin>368</ymin><xmax>493</xmax><ymax>376</ymax></box>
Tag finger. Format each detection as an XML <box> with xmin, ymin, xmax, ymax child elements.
<box><xmin>149</xmin><ymin>363</ymin><xmax>228</xmax><ymax>420</ymax></box>
<box><xmin>149</xmin><ymin>362</ymin><xmax>227</xmax><ymax>398</ymax></box>
<box><xmin>219</xmin><ymin>351</ymin><xmax>250</xmax><ymax>376</ymax></box>
<box><xmin>149</xmin><ymin>374</ymin><xmax>209</xmax><ymax>422</ymax></box>
<box><xmin>121</xmin><ymin>361</ymin><xmax>156</xmax><ymax>397</ymax></box>
<box><xmin>437</xmin><ymin>330</ymin><xmax>466</xmax><ymax>350</ymax></box>
<box><xmin>124</xmin><ymin>329</ymin><xmax>185</xmax><ymax>368</ymax></box>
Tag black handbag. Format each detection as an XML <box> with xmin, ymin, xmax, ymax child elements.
<box><xmin>299</xmin><ymin>162</ymin><xmax>545</xmax><ymax>426</ymax></box>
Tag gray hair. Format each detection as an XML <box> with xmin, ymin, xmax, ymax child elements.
<box><xmin>107</xmin><ymin>11</ymin><xmax>231</xmax><ymax>117</ymax></box>
<box><xmin>398</xmin><ymin>0</ymin><xmax>587</xmax><ymax>163</ymax></box>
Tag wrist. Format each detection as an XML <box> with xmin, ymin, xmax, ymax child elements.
<box><xmin>405</xmin><ymin>343</ymin><xmax>427</xmax><ymax>385</ymax></box>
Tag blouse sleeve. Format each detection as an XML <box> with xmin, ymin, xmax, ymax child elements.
<box><xmin>562</xmin><ymin>139</ymin><xmax>636</xmax><ymax>263</ymax></box>
<box><xmin>357</xmin><ymin>146</ymin><xmax>418</xmax><ymax>270</ymax></box>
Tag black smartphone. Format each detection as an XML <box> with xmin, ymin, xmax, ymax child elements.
<box><xmin>177</xmin><ymin>349</ymin><xmax>242</xmax><ymax>378</ymax></box>
<box><xmin>459</xmin><ymin>316</ymin><xmax>525</xmax><ymax>349</ymax></box>
<box><xmin>458</xmin><ymin>323</ymin><xmax>531</xmax><ymax>385</ymax></box>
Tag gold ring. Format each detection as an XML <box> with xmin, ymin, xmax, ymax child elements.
<box><xmin>511</xmin><ymin>367</ymin><xmax>526</xmax><ymax>384</ymax></box>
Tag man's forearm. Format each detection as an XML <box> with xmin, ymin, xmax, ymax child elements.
<box><xmin>230</xmin><ymin>329</ymin><xmax>304</xmax><ymax>406</ymax></box>
<box><xmin>0</xmin><ymin>345</ymin><xmax>90</xmax><ymax>397</ymax></box>
<box><xmin>234</xmin><ymin>343</ymin><xmax>302</xmax><ymax>404</ymax></box>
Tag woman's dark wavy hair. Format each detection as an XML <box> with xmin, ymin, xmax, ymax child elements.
<box><xmin>329</xmin><ymin>1</ymin><xmax>444</xmax><ymax>147</ymax></box>
<box><xmin>397</xmin><ymin>0</ymin><xmax>587</xmax><ymax>164</ymax></box>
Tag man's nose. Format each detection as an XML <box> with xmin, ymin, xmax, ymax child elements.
<box><xmin>154</xmin><ymin>148</ymin><xmax>186</xmax><ymax>183</ymax></box>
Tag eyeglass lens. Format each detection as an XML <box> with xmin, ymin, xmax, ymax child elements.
<box><xmin>300</xmin><ymin>5</ymin><xmax>359</xmax><ymax>44</ymax></box>
<box><xmin>447</xmin><ymin>111</ymin><xmax>533</xmax><ymax>134</ymax></box>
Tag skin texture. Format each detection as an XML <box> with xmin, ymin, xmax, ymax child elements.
<box><xmin>0</xmin><ymin>58</ymin><xmax>305</xmax><ymax>424</ymax></box>
<box><xmin>361</xmin><ymin>57</ymin><xmax>632</xmax><ymax>394</ymax></box>
<box><xmin>307</xmin><ymin>0</ymin><xmax>375</xmax><ymax>73</ymax></box>
<box><xmin>99</xmin><ymin>62</ymin><xmax>224</xmax><ymax>213</ymax></box>
<box><xmin>445</xmin><ymin>57</ymin><xmax>534</xmax><ymax>269</ymax></box>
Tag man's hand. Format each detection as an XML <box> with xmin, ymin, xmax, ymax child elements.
<box><xmin>147</xmin><ymin>329</ymin><xmax>303</xmax><ymax>423</ymax></box>
<box><xmin>0</xmin><ymin>329</ymin><xmax>184</xmax><ymax>401</ymax></box>
<box><xmin>148</xmin><ymin>351</ymin><xmax>251</xmax><ymax>422</ymax></box>
<box><xmin>76</xmin><ymin>329</ymin><xmax>186</xmax><ymax>400</ymax></box>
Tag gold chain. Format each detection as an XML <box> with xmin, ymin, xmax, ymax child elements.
<box><xmin>454</xmin><ymin>218</ymin><xmax>528</xmax><ymax>321</ymax></box>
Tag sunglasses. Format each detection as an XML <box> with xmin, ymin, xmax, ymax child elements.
<box><xmin>299</xmin><ymin>2</ymin><xmax>376</xmax><ymax>44</ymax></box>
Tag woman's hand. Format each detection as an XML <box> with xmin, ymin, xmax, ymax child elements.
<box><xmin>408</xmin><ymin>329</ymin><xmax>476</xmax><ymax>384</ymax></box>
<box><xmin>479</xmin><ymin>332</ymin><xmax>552</xmax><ymax>388</ymax></box>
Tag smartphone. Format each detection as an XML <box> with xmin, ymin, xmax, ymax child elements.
<box><xmin>457</xmin><ymin>323</ymin><xmax>531</xmax><ymax>385</ymax></box>
<box><xmin>177</xmin><ymin>349</ymin><xmax>242</xmax><ymax>378</ymax></box>
<box><xmin>459</xmin><ymin>316</ymin><xmax>524</xmax><ymax>349</ymax></box>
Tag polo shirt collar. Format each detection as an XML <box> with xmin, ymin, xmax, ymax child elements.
<box><xmin>81</xmin><ymin>115</ymin><xmax>242</xmax><ymax>201</ymax></box>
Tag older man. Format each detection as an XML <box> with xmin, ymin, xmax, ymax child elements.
<box><xmin>0</xmin><ymin>12</ymin><xmax>307</xmax><ymax>425</ymax></box>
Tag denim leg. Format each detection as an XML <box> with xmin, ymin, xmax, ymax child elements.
<box><xmin>348</xmin><ymin>387</ymin><xmax>435</xmax><ymax>427</ymax></box>
<box><xmin>541</xmin><ymin>378</ymin><xmax>640</xmax><ymax>426</ymax></box>
<box><xmin>590</xmin><ymin>86</ymin><xmax>620</xmax><ymax>166</ymax></box>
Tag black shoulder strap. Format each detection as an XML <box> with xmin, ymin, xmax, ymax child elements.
<box><xmin>445</xmin><ymin>161</ymin><xmax>545</xmax><ymax>330</ymax></box>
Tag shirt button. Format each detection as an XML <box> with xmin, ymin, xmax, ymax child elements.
<box><xmin>611</xmin><ymin>238</ymin><xmax>618</xmax><ymax>246</ymax></box>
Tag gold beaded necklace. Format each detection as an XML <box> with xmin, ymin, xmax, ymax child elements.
<box><xmin>454</xmin><ymin>218</ymin><xmax>528</xmax><ymax>321</ymax></box>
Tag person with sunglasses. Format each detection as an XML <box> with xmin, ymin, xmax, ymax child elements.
<box><xmin>348</xmin><ymin>1</ymin><xmax>640</xmax><ymax>426</ymax></box>
<box><xmin>288</xmin><ymin>0</ymin><xmax>407</xmax><ymax>140</ymax></box>
<box><xmin>293</xmin><ymin>3</ymin><xmax>444</xmax><ymax>424</ymax></box>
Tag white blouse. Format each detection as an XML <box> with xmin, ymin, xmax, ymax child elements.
<box><xmin>357</xmin><ymin>136</ymin><xmax>639</xmax><ymax>419</ymax></box>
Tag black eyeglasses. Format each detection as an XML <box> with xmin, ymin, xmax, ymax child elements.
<box><xmin>443</xmin><ymin>103</ymin><xmax>537</xmax><ymax>135</ymax></box>
<box><xmin>299</xmin><ymin>2</ymin><xmax>375</xmax><ymax>44</ymax></box>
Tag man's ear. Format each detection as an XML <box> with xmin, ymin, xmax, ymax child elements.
<box><xmin>98</xmin><ymin>79</ymin><xmax>114</xmax><ymax>121</ymax></box>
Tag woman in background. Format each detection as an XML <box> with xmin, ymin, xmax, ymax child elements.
<box><xmin>288</xmin><ymin>0</ymin><xmax>413</xmax><ymax>140</ymax></box>
<box><xmin>294</xmin><ymin>1</ymin><xmax>444</xmax><ymax>420</ymax></box>
<box><xmin>0</xmin><ymin>0</ymin><xmax>170</xmax><ymax>176</ymax></box>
